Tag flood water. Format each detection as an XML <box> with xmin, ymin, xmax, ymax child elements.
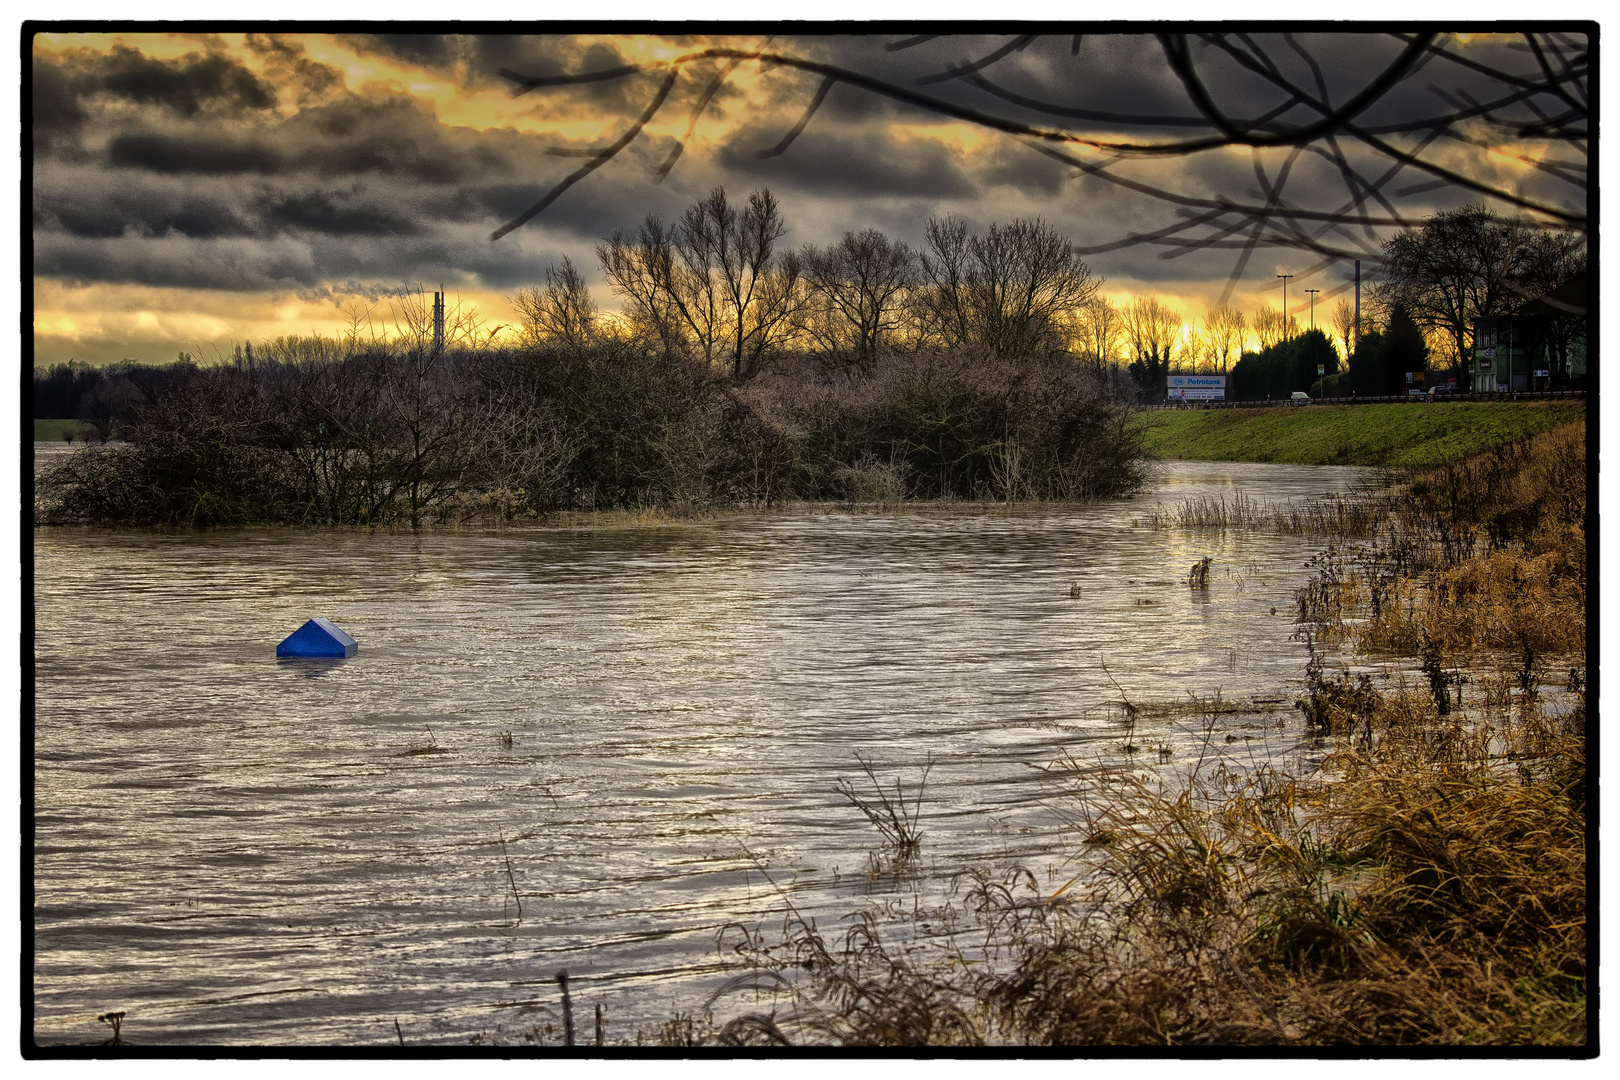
<box><xmin>33</xmin><ymin>459</ymin><xmax>1369</xmax><ymax>1047</ymax></box>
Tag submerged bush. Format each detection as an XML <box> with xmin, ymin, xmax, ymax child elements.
<box><xmin>35</xmin><ymin>342</ymin><xmax>1146</xmax><ymax>526</ymax></box>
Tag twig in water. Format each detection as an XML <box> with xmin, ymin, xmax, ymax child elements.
<box><xmin>499</xmin><ymin>830</ymin><xmax>523</xmax><ymax>926</ymax></box>
<box><xmin>557</xmin><ymin>969</ymin><xmax>575</xmax><ymax>1046</ymax></box>
<box><xmin>1100</xmin><ymin>659</ymin><xmax>1140</xmax><ymax>752</ymax></box>
<box><xmin>394</xmin><ymin>1018</ymin><xmax>404</xmax><ymax>1046</ymax></box>
<box><xmin>595</xmin><ymin>1002</ymin><xmax>605</xmax><ymax>1046</ymax></box>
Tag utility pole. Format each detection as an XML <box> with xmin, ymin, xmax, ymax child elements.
<box><xmin>1353</xmin><ymin>261</ymin><xmax>1361</xmax><ymax>354</ymax></box>
<box><xmin>1304</xmin><ymin>289</ymin><xmax>1320</xmax><ymax>330</ymax></box>
<box><xmin>1277</xmin><ymin>274</ymin><xmax>1293</xmax><ymax>336</ymax></box>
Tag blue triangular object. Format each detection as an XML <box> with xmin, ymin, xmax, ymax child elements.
<box><xmin>277</xmin><ymin>617</ymin><xmax>358</xmax><ymax>658</ymax></box>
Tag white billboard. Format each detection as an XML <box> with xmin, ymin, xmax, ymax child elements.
<box><xmin>1166</xmin><ymin>374</ymin><xmax>1227</xmax><ymax>401</ymax></box>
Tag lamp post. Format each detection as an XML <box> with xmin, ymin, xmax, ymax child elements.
<box><xmin>1304</xmin><ymin>289</ymin><xmax>1319</xmax><ymax>330</ymax></box>
<box><xmin>1277</xmin><ymin>274</ymin><xmax>1293</xmax><ymax>337</ymax></box>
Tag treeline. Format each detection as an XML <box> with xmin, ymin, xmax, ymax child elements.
<box><xmin>521</xmin><ymin>188</ymin><xmax>1111</xmax><ymax>377</ymax></box>
<box><xmin>34</xmin><ymin>337</ymin><xmax>1144</xmax><ymax>526</ymax></box>
<box><xmin>33</xmin><ymin>359</ymin><xmax>199</xmax><ymax>439</ymax></box>
<box><xmin>36</xmin><ymin>187</ymin><xmax>1157</xmax><ymax>526</ymax></box>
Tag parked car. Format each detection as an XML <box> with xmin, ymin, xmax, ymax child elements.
<box><xmin>1429</xmin><ymin>384</ymin><xmax>1458</xmax><ymax>396</ymax></box>
<box><xmin>1289</xmin><ymin>391</ymin><xmax>1310</xmax><ymax>405</ymax></box>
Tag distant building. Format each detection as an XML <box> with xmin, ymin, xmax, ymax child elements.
<box><xmin>1470</xmin><ymin>317</ymin><xmax>1535</xmax><ymax>392</ymax></box>
<box><xmin>1470</xmin><ymin>273</ymin><xmax>1587</xmax><ymax>392</ymax></box>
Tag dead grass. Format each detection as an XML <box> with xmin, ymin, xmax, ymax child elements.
<box><xmin>1143</xmin><ymin>490</ymin><xmax>1393</xmax><ymax>536</ymax></box>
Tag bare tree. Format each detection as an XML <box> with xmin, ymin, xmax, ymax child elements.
<box><xmin>598</xmin><ymin>187</ymin><xmax>803</xmax><ymax>378</ymax></box>
<box><xmin>511</xmin><ymin>257</ymin><xmax>599</xmax><ymax>349</ymax></box>
<box><xmin>1202</xmin><ymin>306</ymin><xmax>1247</xmax><ymax>373</ymax></box>
<box><xmin>916</xmin><ymin>216</ymin><xmax>1099</xmax><ymax>357</ymax></box>
<box><xmin>1376</xmin><ymin>204</ymin><xmax>1527</xmax><ymax>378</ymax></box>
<box><xmin>597</xmin><ymin>214</ymin><xmax>700</xmax><ymax>355</ymax></box>
<box><xmin>1330</xmin><ymin>298</ymin><xmax>1357</xmax><ymax>362</ymax></box>
<box><xmin>1122</xmin><ymin>296</ymin><xmax>1182</xmax><ymax>391</ymax></box>
<box><xmin>1507</xmin><ymin>229</ymin><xmax>1587</xmax><ymax>382</ymax></box>
<box><xmin>1251</xmin><ymin>307</ymin><xmax>1298</xmax><ymax>351</ymax></box>
<box><xmin>799</xmin><ymin>229</ymin><xmax>919</xmax><ymax>365</ymax></box>
<box><xmin>1183</xmin><ymin>323</ymin><xmax>1220</xmax><ymax>373</ymax></box>
<box><xmin>1072</xmin><ymin>296</ymin><xmax>1125</xmax><ymax>371</ymax></box>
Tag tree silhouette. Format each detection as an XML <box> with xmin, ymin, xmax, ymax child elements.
<box><xmin>915</xmin><ymin>216</ymin><xmax>1100</xmax><ymax>356</ymax></box>
<box><xmin>597</xmin><ymin>187</ymin><xmax>803</xmax><ymax>377</ymax></box>
<box><xmin>799</xmin><ymin>229</ymin><xmax>919</xmax><ymax>365</ymax></box>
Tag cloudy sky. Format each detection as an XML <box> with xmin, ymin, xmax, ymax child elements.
<box><xmin>30</xmin><ymin>27</ymin><xmax>1587</xmax><ymax>366</ymax></box>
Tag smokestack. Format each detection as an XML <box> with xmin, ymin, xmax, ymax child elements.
<box><xmin>433</xmin><ymin>289</ymin><xmax>445</xmax><ymax>353</ymax></box>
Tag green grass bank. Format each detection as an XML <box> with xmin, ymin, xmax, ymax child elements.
<box><xmin>34</xmin><ymin>419</ymin><xmax>95</xmax><ymax>442</ymax></box>
<box><xmin>1137</xmin><ymin>400</ymin><xmax>1586</xmax><ymax>467</ymax></box>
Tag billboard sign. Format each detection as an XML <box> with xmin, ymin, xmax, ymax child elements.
<box><xmin>1166</xmin><ymin>374</ymin><xmax>1227</xmax><ymax>401</ymax></box>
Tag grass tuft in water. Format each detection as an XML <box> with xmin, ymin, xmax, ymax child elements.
<box><xmin>835</xmin><ymin>753</ymin><xmax>932</xmax><ymax>863</ymax></box>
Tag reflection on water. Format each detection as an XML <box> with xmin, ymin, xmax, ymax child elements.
<box><xmin>276</xmin><ymin>658</ymin><xmax>349</xmax><ymax>680</ymax></box>
<box><xmin>33</xmin><ymin>460</ymin><xmax>1367</xmax><ymax>1046</ymax></box>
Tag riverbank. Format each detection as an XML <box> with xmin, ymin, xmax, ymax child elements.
<box><xmin>1137</xmin><ymin>400</ymin><xmax>1585</xmax><ymax>467</ymax></box>
<box><xmin>33</xmin><ymin>419</ymin><xmax>95</xmax><ymax>442</ymax></box>
<box><xmin>694</xmin><ymin>421</ymin><xmax>1587</xmax><ymax>1047</ymax></box>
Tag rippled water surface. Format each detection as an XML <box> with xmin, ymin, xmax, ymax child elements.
<box><xmin>33</xmin><ymin>460</ymin><xmax>1368</xmax><ymax>1046</ymax></box>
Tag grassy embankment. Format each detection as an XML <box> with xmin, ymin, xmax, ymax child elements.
<box><xmin>34</xmin><ymin>419</ymin><xmax>95</xmax><ymax>442</ymax></box>
<box><xmin>682</xmin><ymin>419</ymin><xmax>1587</xmax><ymax>1048</ymax></box>
<box><xmin>1137</xmin><ymin>400</ymin><xmax>1585</xmax><ymax>467</ymax></box>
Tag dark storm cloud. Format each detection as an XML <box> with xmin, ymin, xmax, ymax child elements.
<box><xmin>242</xmin><ymin>34</ymin><xmax>344</xmax><ymax>106</ymax></box>
<box><xmin>33</xmin><ymin>32</ymin><xmax>758</xmax><ymax>294</ymax></box>
<box><xmin>717</xmin><ymin>124</ymin><xmax>979</xmax><ymax>199</ymax></box>
<box><xmin>32</xmin><ymin>44</ymin><xmax>277</xmax><ymax>154</ymax></box>
<box><xmin>785</xmin><ymin>32</ymin><xmax>1575</xmax><ymax>146</ymax></box>
<box><xmin>107</xmin><ymin>131</ymin><xmax>284</xmax><ymax>175</ymax></box>
<box><xmin>96</xmin><ymin>93</ymin><xmax>535</xmax><ymax>185</ymax></box>
<box><xmin>786</xmin><ymin>34</ymin><xmax>1201</xmax><ymax>133</ymax></box>
<box><xmin>34</xmin><ymin>162</ymin><xmax>423</xmax><ymax>244</ymax></box>
<box><xmin>47</xmin><ymin>43</ymin><xmax>276</xmax><ymax>116</ymax></box>
<box><xmin>264</xmin><ymin>192</ymin><xmax>421</xmax><ymax>238</ymax></box>
<box><xmin>30</xmin><ymin>57</ymin><xmax>88</xmax><ymax>138</ymax></box>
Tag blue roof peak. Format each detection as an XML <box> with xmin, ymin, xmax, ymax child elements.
<box><xmin>277</xmin><ymin>617</ymin><xmax>358</xmax><ymax>658</ymax></box>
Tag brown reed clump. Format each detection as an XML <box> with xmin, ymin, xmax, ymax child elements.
<box><xmin>981</xmin><ymin>680</ymin><xmax>1586</xmax><ymax>1047</ymax></box>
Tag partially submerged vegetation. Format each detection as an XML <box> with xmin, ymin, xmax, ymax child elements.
<box><xmin>33</xmin><ymin>341</ymin><xmax>1143</xmax><ymax>527</ymax></box>
<box><xmin>680</xmin><ymin>420</ymin><xmax>1587</xmax><ymax>1047</ymax></box>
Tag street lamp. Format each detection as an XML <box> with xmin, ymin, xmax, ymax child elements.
<box><xmin>1304</xmin><ymin>289</ymin><xmax>1320</xmax><ymax>330</ymax></box>
<box><xmin>1277</xmin><ymin>274</ymin><xmax>1292</xmax><ymax>337</ymax></box>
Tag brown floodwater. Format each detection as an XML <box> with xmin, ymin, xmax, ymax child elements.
<box><xmin>32</xmin><ymin>458</ymin><xmax>1369</xmax><ymax>1046</ymax></box>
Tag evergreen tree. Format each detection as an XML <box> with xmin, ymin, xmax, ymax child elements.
<box><xmin>1379</xmin><ymin>307</ymin><xmax>1430</xmax><ymax>395</ymax></box>
<box><xmin>1347</xmin><ymin>330</ymin><xmax>1384</xmax><ymax>396</ymax></box>
<box><xmin>1289</xmin><ymin>330</ymin><xmax>1339</xmax><ymax>393</ymax></box>
<box><xmin>1350</xmin><ymin>308</ymin><xmax>1426</xmax><ymax>396</ymax></box>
